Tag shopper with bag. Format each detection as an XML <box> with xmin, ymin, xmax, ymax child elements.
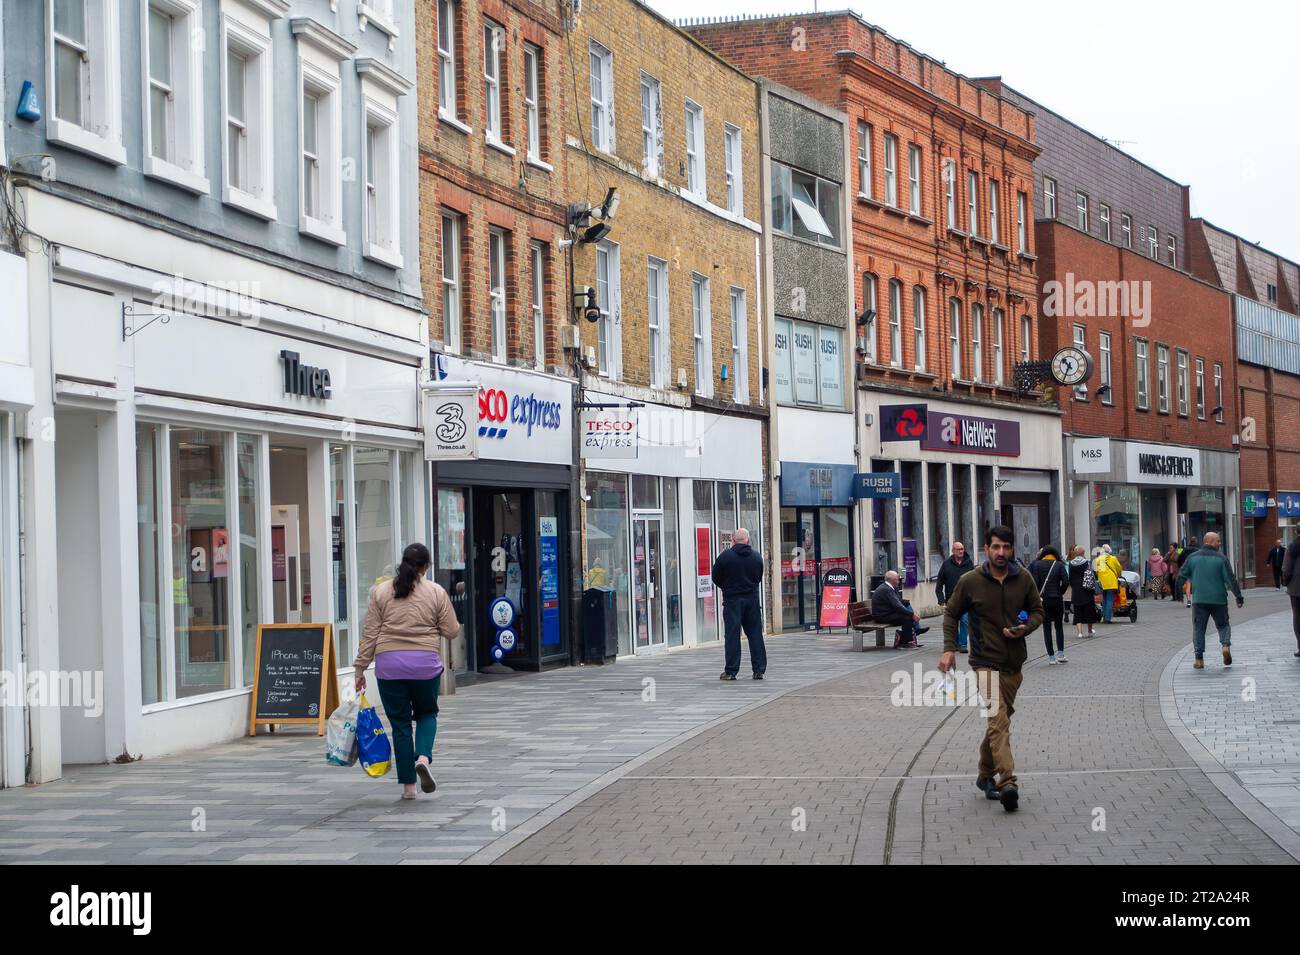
<box><xmin>354</xmin><ymin>543</ymin><xmax>460</xmax><ymax>800</ymax></box>
<box><xmin>1068</xmin><ymin>546</ymin><xmax>1099</xmax><ymax>638</ymax></box>
<box><xmin>1029</xmin><ymin>546</ymin><xmax>1068</xmax><ymax>664</ymax></box>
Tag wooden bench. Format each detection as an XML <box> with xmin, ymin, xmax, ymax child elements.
<box><xmin>848</xmin><ymin>601</ymin><xmax>888</xmax><ymax>651</ymax></box>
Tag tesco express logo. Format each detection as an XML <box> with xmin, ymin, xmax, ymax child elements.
<box><xmin>478</xmin><ymin>387</ymin><xmax>563</xmax><ymax>440</ymax></box>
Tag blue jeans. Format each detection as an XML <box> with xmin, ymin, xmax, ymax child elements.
<box><xmin>957</xmin><ymin>613</ymin><xmax>971</xmax><ymax>649</ymax></box>
<box><xmin>723</xmin><ymin>594</ymin><xmax>767</xmax><ymax>675</ymax></box>
<box><xmin>376</xmin><ymin>674</ymin><xmax>441</xmax><ymax>785</ymax></box>
<box><xmin>1192</xmin><ymin>604</ymin><xmax>1231</xmax><ymax>657</ymax></box>
<box><xmin>1101</xmin><ymin>588</ymin><xmax>1116</xmax><ymax>622</ymax></box>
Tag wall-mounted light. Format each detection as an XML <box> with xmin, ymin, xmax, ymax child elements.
<box><xmin>856</xmin><ymin>308</ymin><xmax>876</xmax><ymax>327</ymax></box>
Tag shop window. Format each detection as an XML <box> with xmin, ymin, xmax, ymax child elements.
<box><xmin>586</xmin><ymin>471</ymin><xmax>631</xmax><ymax>656</ymax></box>
<box><xmin>663</xmin><ymin>480</ymin><xmax>683</xmax><ymax>647</ymax></box>
<box><xmin>137</xmin><ymin>424</ymin><xmax>164</xmax><ymax>706</ymax></box>
<box><xmin>237</xmin><ymin>434</ymin><xmax>262</xmax><ymax>688</ymax></box>
<box><xmin>871</xmin><ymin>460</ymin><xmax>898</xmax><ymax>576</ymax></box>
<box><xmin>354</xmin><ymin>447</ymin><xmax>395</xmax><ymax>647</ymax></box>
<box><xmin>693</xmin><ymin>481</ymin><xmax>717</xmax><ymax>644</ymax></box>
<box><xmin>330</xmin><ymin>445</ymin><xmax>350</xmax><ymax>664</ymax></box>
<box><xmin>633</xmin><ymin>474</ymin><xmax>660</xmax><ymax>510</ymax></box>
<box><xmin>1093</xmin><ymin>484</ymin><xmax>1140</xmax><ymax>563</ymax></box>
<box><xmin>773</xmin><ymin>317</ymin><xmax>794</xmax><ymax>403</ymax></box>
<box><xmin>435</xmin><ymin>486</ymin><xmax>469</xmax><ymax>665</ymax></box>
<box><xmin>1243</xmin><ymin>524</ymin><xmax>1256</xmax><ymax>579</ymax></box>
<box><xmin>927</xmin><ymin>463</ymin><xmax>949</xmax><ymax>580</ymax></box>
<box><xmin>170</xmin><ymin>429</ymin><xmax>232</xmax><ymax>698</ymax></box>
<box><xmin>739</xmin><ymin>483</ymin><xmax>762</xmax><ymax>556</ymax></box>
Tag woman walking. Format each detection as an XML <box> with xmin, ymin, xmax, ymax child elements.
<box><xmin>1030</xmin><ymin>545</ymin><xmax>1068</xmax><ymax>664</ymax></box>
<box><xmin>1068</xmin><ymin>545</ymin><xmax>1100</xmax><ymax>638</ymax></box>
<box><xmin>1146</xmin><ymin>547</ymin><xmax>1168</xmax><ymax>599</ymax></box>
<box><xmin>1164</xmin><ymin>544</ymin><xmax>1180</xmax><ymax>599</ymax></box>
<box><xmin>354</xmin><ymin>543</ymin><xmax>460</xmax><ymax>800</ymax></box>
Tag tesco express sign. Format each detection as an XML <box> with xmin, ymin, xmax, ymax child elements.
<box><xmin>435</xmin><ymin>354</ymin><xmax>572</xmax><ymax>465</ymax></box>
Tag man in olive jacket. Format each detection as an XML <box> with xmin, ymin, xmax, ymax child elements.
<box><xmin>939</xmin><ymin>525</ymin><xmax>1044</xmax><ymax>813</ymax></box>
<box><xmin>1176</xmin><ymin>532</ymin><xmax>1243</xmax><ymax>670</ymax></box>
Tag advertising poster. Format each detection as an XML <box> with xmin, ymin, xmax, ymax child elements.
<box><xmin>211</xmin><ymin>528</ymin><xmax>229</xmax><ymax>579</ymax></box>
<box><xmin>539</xmin><ymin>517</ymin><xmax>560</xmax><ymax>648</ymax></box>
<box><xmin>696</xmin><ymin>525</ymin><xmax>713</xmax><ymax>597</ymax></box>
<box><xmin>271</xmin><ymin>525</ymin><xmax>286</xmax><ymax>582</ymax></box>
<box><xmin>903</xmin><ymin>539</ymin><xmax>919</xmax><ymax>588</ymax></box>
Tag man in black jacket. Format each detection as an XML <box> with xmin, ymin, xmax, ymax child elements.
<box><xmin>712</xmin><ymin>528</ymin><xmax>766</xmax><ymax>680</ymax></box>
<box><xmin>935</xmin><ymin>541</ymin><xmax>976</xmax><ymax>652</ymax></box>
<box><xmin>871</xmin><ymin>571</ymin><xmax>929</xmax><ymax>649</ymax></box>
<box><xmin>1281</xmin><ymin>537</ymin><xmax>1300</xmax><ymax>658</ymax></box>
<box><xmin>1267</xmin><ymin>539</ymin><xmax>1286</xmax><ymax>589</ymax></box>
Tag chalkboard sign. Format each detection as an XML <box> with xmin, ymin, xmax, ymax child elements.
<box><xmin>248</xmin><ymin>624</ymin><xmax>339</xmax><ymax>737</ymax></box>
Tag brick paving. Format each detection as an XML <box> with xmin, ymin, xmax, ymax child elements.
<box><xmin>1</xmin><ymin>594</ymin><xmax>1297</xmax><ymax>865</ymax></box>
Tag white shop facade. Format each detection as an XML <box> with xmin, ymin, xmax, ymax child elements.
<box><xmin>581</xmin><ymin>387</ymin><xmax>765</xmax><ymax>655</ymax></box>
<box><xmin>27</xmin><ymin>220</ymin><xmax>425</xmax><ymax>772</ymax></box>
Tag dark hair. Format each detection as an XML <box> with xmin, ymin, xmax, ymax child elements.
<box><xmin>393</xmin><ymin>543</ymin><xmax>431</xmax><ymax>599</ymax></box>
<box><xmin>985</xmin><ymin>525</ymin><xmax>1014</xmax><ymax>547</ymax></box>
<box><xmin>1038</xmin><ymin>545</ymin><xmax>1062</xmax><ymax>561</ymax></box>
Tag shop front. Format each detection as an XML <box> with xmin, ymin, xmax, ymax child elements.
<box><xmin>41</xmin><ymin>249</ymin><xmax>426</xmax><ymax>763</ymax></box>
<box><xmin>859</xmin><ymin>394</ymin><xmax>1064</xmax><ymax>608</ymax></box>
<box><xmin>581</xmin><ymin>392</ymin><xmax>764</xmax><ymax>655</ymax></box>
<box><xmin>431</xmin><ymin>355</ymin><xmax>574</xmax><ymax>674</ymax></box>
<box><xmin>1240</xmin><ymin>490</ymin><xmax>1300</xmax><ymax>587</ymax></box>
<box><xmin>1067</xmin><ymin>437</ymin><xmax>1240</xmax><ymax>576</ymax></box>
<box><xmin>778</xmin><ymin>462</ymin><xmax>855</xmax><ymax>630</ymax></box>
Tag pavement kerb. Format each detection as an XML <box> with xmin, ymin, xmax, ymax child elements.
<box><xmin>1157</xmin><ymin>613</ymin><xmax>1300</xmax><ymax>863</ymax></box>
<box><xmin>463</xmin><ymin>635</ymin><xmax>931</xmax><ymax>865</ymax></box>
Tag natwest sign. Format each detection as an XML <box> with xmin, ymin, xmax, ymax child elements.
<box><xmin>921</xmin><ymin>410</ymin><xmax>1021</xmax><ymax>457</ymax></box>
<box><xmin>435</xmin><ymin>354</ymin><xmax>571</xmax><ymax>465</ymax></box>
<box><xmin>1124</xmin><ymin>441</ymin><xmax>1200</xmax><ymax>486</ymax></box>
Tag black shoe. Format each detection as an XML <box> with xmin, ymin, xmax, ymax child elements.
<box><xmin>915</xmin><ymin>625</ymin><xmax>931</xmax><ymax>635</ymax></box>
<box><xmin>752</xmin><ymin>672</ymin><xmax>764</xmax><ymax>680</ymax></box>
<box><xmin>719</xmin><ymin>672</ymin><xmax>737</xmax><ymax>681</ymax></box>
<box><xmin>976</xmin><ymin>776</ymin><xmax>1000</xmax><ymax>800</ymax></box>
<box><xmin>1000</xmin><ymin>785</ymin><xmax>1019</xmax><ymax>812</ymax></box>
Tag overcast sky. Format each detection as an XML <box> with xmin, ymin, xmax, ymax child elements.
<box><xmin>649</xmin><ymin>0</ymin><xmax>1300</xmax><ymax>263</ymax></box>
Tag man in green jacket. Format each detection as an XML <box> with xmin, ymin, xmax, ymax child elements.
<box><xmin>939</xmin><ymin>525</ymin><xmax>1045</xmax><ymax>813</ymax></box>
<box><xmin>1176</xmin><ymin>531</ymin><xmax>1243</xmax><ymax>670</ymax></box>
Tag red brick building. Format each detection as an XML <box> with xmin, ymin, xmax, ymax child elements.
<box><xmin>688</xmin><ymin>12</ymin><xmax>1067</xmax><ymax>603</ymax></box>
<box><xmin>1188</xmin><ymin>219</ymin><xmax>1300</xmax><ymax>587</ymax></box>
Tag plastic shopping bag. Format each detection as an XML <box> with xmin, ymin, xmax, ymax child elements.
<box><xmin>355</xmin><ymin>693</ymin><xmax>392</xmax><ymax>778</ymax></box>
<box><xmin>324</xmin><ymin>698</ymin><xmax>359</xmax><ymax>767</ymax></box>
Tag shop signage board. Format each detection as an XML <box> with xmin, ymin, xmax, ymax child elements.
<box><xmin>539</xmin><ymin>517</ymin><xmax>561</xmax><ymax>649</ymax></box>
<box><xmin>248</xmin><ymin>624</ymin><xmax>338</xmax><ymax>737</ymax></box>
<box><xmin>1279</xmin><ymin>492</ymin><xmax>1300</xmax><ymax>517</ymax></box>
<box><xmin>922</xmin><ymin>411</ymin><xmax>1021</xmax><ymax>457</ymax></box>
<box><xmin>423</xmin><ymin>382</ymin><xmax>479</xmax><ymax>461</ymax></box>
<box><xmin>818</xmin><ymin>568</ymin><xmax>853</xmax><ymax>629</ymax></box>
<box><xmin>1072</xmin><ymin>437</ymin><xmax>1111</xmax><ymax>475</ymax></box>
<box><xmin>580</xmin><ymin>409</ymin><xmax>639</xmax><ymax>458</ymax></box>
<box><xmin>1242</xmin><ymin>492</ymin><xmax>1268</xmax><ymax>518</ymax></box>
<box><xmin>880</xmin><ymin>404</ymin><xmax>928</xmax><ymax>442</ymax></box>
<box><xmin>1124</xmin><ymin>441</ymin><xmax>1201</xmax><ymax>486</ymax></box>
<box><xmin>435</xmin><ymin>354</ymin><xmax>571</xmax><ymax>466</ymax></box>
<box><xmin>853</xmin><ymin>471</ymin><xmax>902</xmax><ymax>499</ymax></box>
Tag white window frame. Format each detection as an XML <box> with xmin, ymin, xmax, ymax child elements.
<box><xmin>692</xmin><ymin>273</ymin><xmax>713</xmax><ymax>397</ymax></box>
<box><xmin>1121</xmin><ymin>213</ymin><xmax>1132</xmax><ymax>249</ymax></box>
<box><xmin>685</xmin><ymin>101</ymin><xmax>706</xmax><ymax>199</ymax></box>
<box><xmin>1214</xmin><ymin>363</ymin><xmax>1223</xmax><ymax>422</ymax></box>
<box><xmin>908</xmin><ymin>143</ymin><xmax>921</xmax><ymax>215</ymax></box>
<box><xmin>531</xmin><ymin>241</ymin><xmax>546</xmax><ymax>369</ymax></box>
<box><xmin>949</xmin><ymin>299</ymin><xmax>963</xmax><ymax>380</ymax></box>
<box><xmin>1076</xmin><ymin>192</ymin><xmax>1088</xmax><ymax>231</ymax></box>
<box><xmin>436</xmin><ymin>0</ymin><xmax>459</xmax><ymax>123</ymax></box>
<box><xmin>483</xmin><ymin>19</ymin><xmax>507</xmax><ymax>150</ymax></box>
<box><xmin>596</xmin><ymin>239</ymin><xmax>622</xmax><ymax>379</ymax></box>
<box><xmin>221</xmin><ymin>10</ymin><xmax>276</xmax><ymax>220</ymax></box>
<box><xmin>1100</xmin><ymin>331</ymin><xmax>1112</xmax><ymax>404</ymax></box>
<box><xmin>589</xmin><ymin>40</ymin><xmax>614</xmax><ymax>153</ymax></box>
<box><xmin>1147</xmin><ymin>225</ymin><xmax>1158</xmax><ymax>258</ymax></box>
<box><xmin>1043</xmin><ymin>176</ymin><xmax>1056</xmax><ymax>219</ymax></box>
<box><xmin>993</xmin><ymin>308</ymin><xmax>1004</xmax><ymax>384</ymax></box>
<box><xmin>648</xmin><ymin>257</ymin><xmax>669</xmax><ymax>388</ymax></box>
<box><xmin>725</xmin><ymin>124</ymin><xmax>743</xmax><ymax>214</ymax></box>
<box><xmin>489</xmin><ymin>227</ymin><xmax>508</xmax><ymax>364</ymax></box>
<box><xmin>361</xmin><ymin>98</ymin><xmax>402</xmax><ymax>268</ymax></box>
<box><xmin>48</xmin><ymin>0</ymin><xmax>126</xmax><ymax>164</ymax></box>
<box><xmin>967</xmin><ymin>170</ymin><xmax>979</xmax><ymax>236</ymax></box>
<box><xmin>946</xmin><ymin>160</ymin><xmax>958</xmax><ymax>230</ymax></box>
<box><xmin>888</xmin><ymin>279</ymin><xmax>902</xmax><ymax>367</ymax></box>
<box><xmin>441</xmin><ymin>210</ymin><xmax>462</xmax><ymax>353</ymax></box>
<box><xmin>1020</xmin><ymin>314</ymin><xmax>1031</xmax><ymax>363</ymax></box>
<box><xmin>913</xmin><ymin>286</ymin><xmax>926</xmax><ymax>372</ymax></box>
<box><xmin>1157</xmin><ymin>343</ymin><xmax>1170</xmax><ymax>413</ymax></box>
<box><xmin>523</xmin><ymin>43</ymin><xmax>541</xmax><ymax>163</ymax></box>
<box><xmin>730</xmin><ymin>286</ymin><xmax>748</xmax><ymax>403</ymax></box>
<box><xmin>777</xmin><ymin>163</ymin><xmax>840</xmax><ymax>249</ymax></box>
<box><xmin>1100</xmin><ymin>203</ymin><xmax>1111</xmax><ymax>242</ymax></box>
<box><xmin>1135</xmin><ymin>338</ymin><xmax>1149</xmax><ymax>410</ymax></box>
<box><xmin>862</xmin><ymin>273</ymin><xmax>878</xmax><ymax>364</ymax></box>
<box><xmin>143</xmin><ymin>0</ymin><xmax>208</xmax><ymax>193</ymax></box>
<box><xmin>640</xmin><ymin>72</ymin><xmax>661</xmax><ymax>177</ymax></box>
<box><xmin>1176</xmin><ymin>348</ymin><xmax>1189</xmax><ymax>416</ymax></box>
<box><xmin>858</xmin><ymin>123</ymin><xmax>873</xmax><ymax>199</ymax></box>
<box><xmin>1195</xmin><ymin>357</ymin><xmax>1205</xmax><ymax>419</ymax></box>
<box><xmin>883</xmin><ymin>134</ymin><xmax>898</xmax><ymax>207</ymax></box>
<box><xmin>971</xmin><ymin>303</ymin><xmax>984</xmax><ymax>381</ymax></box>
<box><xmin>1016</xmin><ymin>190</ymin><xmax>1027</xmax><ymax>252</ymax></box>
<box><xmin>988</xmin><ymin>179</ymin><xmax>999</xmax><ymax>244</ymax></box>
<box><xmin>293</xmin><ymin>20</ymin><xmax>352</xmax><ymax>245</ymax></box>
<box><xmin>1168</xmin><ymin>234</ymin><xmax>1177</xmax><ymax>267</ymax></box>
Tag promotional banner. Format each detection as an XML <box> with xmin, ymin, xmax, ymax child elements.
<box><xmin>580</xmin><ymin>409</ymin><xmax>638</xmax><ymax>458</ymax></box>
<box><xmin>903</xmin><ymin>539</ymin><xmax>919</xmax><ymax>588</ymax></box>
<box><xmin>423</xmin><ymin>382</ymin><xmax>479</xmax><ymax>461</ymax></box>
<box><xmin>539</xmin><ymin>517</ymin><xmax>561</xmax><ymax>648</ymax></box>
<box><xmin>696</xmin><ymin>525</ymin><xmax>713</xmax><ymax>596</ymax></box>
<box><xmin>922</xmin><ymin>411</ymin><xmax>1021</xmax><ymax>456</ymax></box>
<box><xmin>880</xmin><ymin>404</ymin><xmax>928</xmax><ymax>442</ymax></box>
<box><xmin>818</xmin><ymin>567</ymin><xmax>853</xmax><ymax>629</ymax></box>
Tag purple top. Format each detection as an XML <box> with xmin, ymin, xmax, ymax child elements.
<box><xmin>375</xmin><ymin>649</ymin><xmax>444</xmax><ymax>681</ymax></box>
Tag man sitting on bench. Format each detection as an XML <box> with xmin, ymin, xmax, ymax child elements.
<box><xmin>871</xmin><ymin>570</ymin><xmax>929</xmax><ymax>649</ymax></box>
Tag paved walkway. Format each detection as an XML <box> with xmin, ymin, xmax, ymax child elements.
<box><xmin>1</xmin><ymin>594</ymin><xmax>1297</xmax><ymax>864</ymax></box>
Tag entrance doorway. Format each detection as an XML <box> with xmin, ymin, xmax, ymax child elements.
<box><xmin>269</xmin><ymin>445</ymin><xmax>311</xmax><ymax>625</ymax></box>
<box><xmin>632</xmin><ymin>516</ymin><xmax>666</xmax><ymax>652</ymax></box>
<box><xmin>780</xmin><ymin>506</ymin><xmax>854</xmax><ymax>629</ymax></box>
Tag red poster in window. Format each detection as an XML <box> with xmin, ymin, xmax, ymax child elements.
<box><xmin>211</xmin><ymin>528</ymin><xmax>229</xmax><ymax>579</ymax></box>
<box><xmin>271</xmin><ymin>526</ymin><xmax>286</xmax><ymax>582</ymax></box>
<box><xmin>696</xmin><ymin>524</ymin><xmax>712</xmax><ymax>597</ymax></box>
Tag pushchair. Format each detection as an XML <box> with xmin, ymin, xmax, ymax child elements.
<box><xmin>1096</xmin><ymin>570</ymin><xmax>1140</xmax><ymax>623</ymax></box>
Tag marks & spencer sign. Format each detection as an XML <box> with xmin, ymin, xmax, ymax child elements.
<box><xmin>1124</xmin><ymin>441</ymin><xmax>1201</xmax><ymax>486</ymax></box>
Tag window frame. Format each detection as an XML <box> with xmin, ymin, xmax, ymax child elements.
<box><xmin>647</xmin><ymin>256</ymin><xmax>669</xmax><ymax>388</ymax></box>
<box><xmin>685</xmin><ymin>100</ymin><xmax>706</xmax><ymax>198</ymax></box>
<box><xmin>913</xmin><ymin>286</ymin><xmax>927</xmax><ymax>372</ymax></box>
<box><xmin>692</xmin><ymin>273</ymin><xmax>713</xmax><ymax>397</ymax></box>
<box><xmin>888</xmin><ymin>279</ymin><xmax>902</xmax><ymax>368</ymax></box>
<box><xmin>436</xmin><ymin>0</ymin><xmax>458</xmax><ymax>121</ymax></box>
<box><xmin>1195</xmin><ymin>357</ymin><xmax>1205</xmax><ymax>419</ymax></box>
<box><xmin>295</xmin><ymin>33</ymin><xmax>347</xmax><ymax>245</ymax></box>
<box><xmin>523</xmin><ymin>42</ymin><xmax>542</xmax><ymax>163</ymax></box>
<box><xmin>1043</xmin><ymin>176</ymin><xmax>1056</xmax><ymax>219</ymax></box>
<box><xmin>1147</xmin><ymin>225</ymin><xmax>1158</xmax><ymax>258</ymax></box>
<box><xmin>143</xmin><ymin>0</ymin><xmax>208</xmax><ymax>193</ymax></box>
<box><xmin>947</xmin><ymin>160</ymin><xmax>958</xmax><ymax>231</ymax></box>
<box><xmin>730</xmin><ymin>286</ymin><xmax>748</xmax><ymax>403</ymax></box>
<box><xmin>971</xmin><ymin>303</ymin><xmax>984</xmax><ymax>381</ymax></box>
<box><xmin>1016</xmin><ymin>190</ymin><xmax>1027</xmax><ymax>252</ymax></box>
<box><xmin>1100</xmin><ymin>203</ymin><xmax>1111</xmax><ymax>242</ymax></box>
<box><xmin>1168</xmin><ymin>234</ymin><xmax>1177</xmax><ymax>267</ymax></box>
<box><xmin>640</xmin><ymin>72</ymin><xmax>661</xmax><ymax>177</ymax></box>
<box><xmin>858</xmin><ymin>123</ymin><xmax>873</xmax><ymax>199</ymax></box>
<box><xmin>1099</xmin><ymin>331</ymin><xmax>1113</xmax><ymax>405</ymax></box>
<box><xmin>440</xmin><ymin>210</ymin><xmax>462</xmax><ymax>353</ymax></box>
<box><xmin>1213</xmin><ymin>363</ymin><xmax>1224</xmax><ymax>422</ymax></box>
<box><xmin>47</xmin><ymin>0</ymin><xmax>126</xmax><ymax>164</ymax></box>
<box><xmin>883</xmin><ymin>134</ymin><xmax>898</xmax><ymax>208</ymax></box>
<box><xmin>221</xmin><ymin>12</ymin><xmax>276</xmax><ymax>220</ymax></box>
<box><xmin>1020</xmin><ymin>314</ymin><xmax>1031</xmax><ymax>363</ymax></box>
<box><xmin>489</xmin><ymin>227</ymin><xmax>508</xmax><ymax>364</ymax></box>
<box><xmin>773</xmin><ymin>161</ymin><xmax>841</xmax><ymax>249</ymax></box>
<box><xmin>1076</xmin><ymin>191</ymin><xmax>1088</xmax><ymax>231</ymax></box>
<box><xmin>589</xmin><ymin>40</ymin><xmax>614</xmax><ymax>153</ymax></box>
<box><xmin>1135</xmin><ymin>338</ymin><xmax>1150</xmax><ymax>410</ymax></box>
<box><xmin>908</xmin><ymin>143</ymin><xmax>922</xmax><ymax>215</ymax></box>
<box><xmin>993</xmin><ymin>307</ymin><xmax>1005</xmax><ymax>384</ymax></box>
<box><xmin>482</xmin><ymin>19</ymin><xmax>506</xmax><ymax>148</ymax></box>
<box><xmin>1121</xmin><ymin>213</ymin><xmax>1132</xmax><ymax>249</ymax></box>
<box><xmin>595</xmin><ymin>239</ymin><xmax>622</xmax><ymax>379</ymax></box>
<box><xmin>862</xmin><ymin>272</ymin><xmax>878</xmax><ymax>364</ymax></box>
<box><xmin>967</xmin><ymin>170</ymin><xmax>979</xmax><ymax>236</ymax></box>
<box><xmin>1176</xmin><ymin>348</ymin><xmax>1190</xmax><ymax>417</ymax></box>
<box><xmin>1156</xmin><ymin>343</ymin><xmax>1170</xmax><ymax>413</ymax></box>
<box><xmin>988</xmin><ymin>179</ymin><xmax>999</xmax><ymax>244</ymax></box>
<box><xmin>949</xmin><ymin>298</ymin><xmax>963</xmax><ymax>380</ymax></box>
<box><xmin>361</xmin><ymin>91</ymin><xmax>403</xmax><ymax>268</ymax></box>
<box><xmin>531</xmin><ymin>241</ymin><xmax>547</xmax><ymax>369</ymax></box>
<box><xmin>724</xmin><ymin>124</ymin><xmax>743</xmax><ymax>214</ymax></box>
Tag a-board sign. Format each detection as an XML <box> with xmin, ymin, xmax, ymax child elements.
<box><xmin>248</xmin><ymin>623</ymin><xmax>339</xmax><ymax>736</ymax></box>
<box><xmin>819</xmin><ymin>568</ymin><xmax>853</xmax><ymax>629</ymax></box>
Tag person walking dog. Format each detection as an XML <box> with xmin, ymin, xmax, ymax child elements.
<box><xmin>1176</xmin><ymin>532</ymin><xmax>1243</xmax><ymax>671</ymax></box>
<box><xmin>354</xmin><ymin>543</ymin><xmax>460</xmax><ymax>800</ymax></box>
<box><xmin>712</xmin><ymin>528</ymin><xmax>767</xmax><ymax>681</ymax></box>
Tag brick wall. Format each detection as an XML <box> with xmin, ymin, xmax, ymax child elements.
<box><xmin>418</xmin><ymin>0</ymin><xmax>570</xmax><ymax>370</ymax></box>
